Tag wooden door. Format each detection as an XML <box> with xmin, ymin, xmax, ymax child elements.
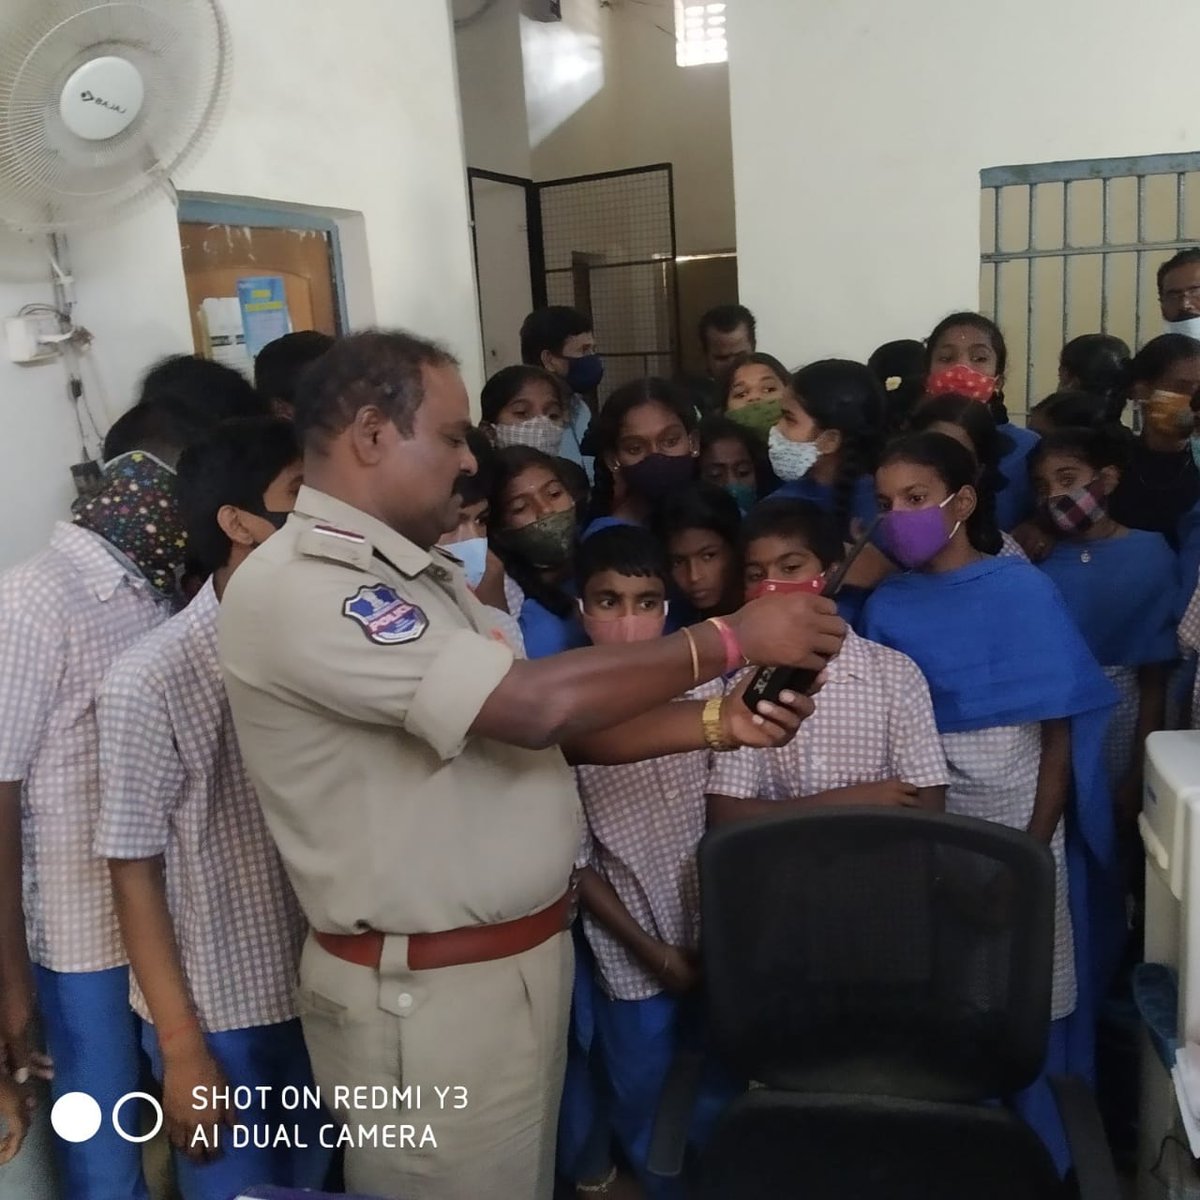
<box><xmin>178</xmin><ymin>222</ymin><xmax>339</xmax><ymax>367</ymax></box>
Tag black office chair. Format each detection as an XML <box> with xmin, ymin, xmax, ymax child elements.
<box><xmin>649</xmin><ymin>808</ymin><xmax>1121</xmax><ymax>1199</ymax></box>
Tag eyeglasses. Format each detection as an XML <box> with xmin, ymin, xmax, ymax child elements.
<box><xmin>1161</xmin><ymin>283</ymin><xmax>1200</xmax><ymax>305</ymax></box>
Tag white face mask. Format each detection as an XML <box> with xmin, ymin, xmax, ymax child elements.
<box><xmin>1165</xmin><ymin>315</ymin><xmax>1200</xmax><ymax>341</ymax></box>
<box><xmin>767</xmin><ymin>425</ymin><xmax>821</xmax><ymax>482</ymax></box>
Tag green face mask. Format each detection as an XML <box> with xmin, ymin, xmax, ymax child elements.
<box><xmin>726</xmin><ymin>399</ymin><xmax>782</xmax><ymax>440</ymax></box>
<box><xmin>502</xmin><ymin>506</ymin><xmax>578</xmax><ymax>569</ymax></box>
<box><xmin>725</xmin><ymin>481</ymin><xmax>758</xmax><ymax>515</ymax></box>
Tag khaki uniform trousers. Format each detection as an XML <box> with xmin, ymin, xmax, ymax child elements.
<box><xmin>297</xmin><ymin>929</ymin><xmax>573</xmax><ymax>1200</ymax></box>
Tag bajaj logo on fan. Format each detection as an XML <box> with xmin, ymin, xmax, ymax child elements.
<box><xmin>79</xmin><ymin>89</ymin><xmax>127</xmax><ymax>115</ymax></box>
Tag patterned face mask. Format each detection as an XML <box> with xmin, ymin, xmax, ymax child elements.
<box><xmin>494</xmin><ymin>416</ymin><xmax>566</xmax><ymax>457</ymax></box>
<box><xmin>1041</xmin><ymin>478</ymin><xmax>1107</xmax><ymax>537</ymax></box>
<box><xmin>926</xmin><ymin>364</ymin><xmax>998</xmax><ymax>402</ymax></box>
<box><xmin>74</xmin><ymin>451</ymin><xmax>187</xmax><ymax>595</ymax></box>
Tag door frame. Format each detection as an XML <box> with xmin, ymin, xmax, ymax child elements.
<box><xmin>466</xmin><ymin>163</ymin><xmax>680</xmax><ymax>377</ymax></box>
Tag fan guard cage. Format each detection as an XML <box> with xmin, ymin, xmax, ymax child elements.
<box><xmin>0</xmin><ymin>0</ymin><xmax>230</xmax><ymax>232</ymax></box>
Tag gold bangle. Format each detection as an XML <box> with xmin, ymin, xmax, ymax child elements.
<box><xmin>680</xmin><ymin>626</ymin><xmax>701</xmax><ymax>686</ymax></box>
<box><xmin>702</xmin><ymin>695</ymin><xmax>733</xmax><ymax>752</ymax></box>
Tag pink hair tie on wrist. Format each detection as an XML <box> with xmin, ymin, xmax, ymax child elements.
<box><xmin>706</xmin><ymin>617</ymin><xmax>745</xmax><ymax>673</ymax></box>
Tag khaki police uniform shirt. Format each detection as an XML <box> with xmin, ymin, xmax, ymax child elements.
<box><xmin>217</xmin><ymin>485</ymin><xmax>582</xmax><ymax>936</ymax></box>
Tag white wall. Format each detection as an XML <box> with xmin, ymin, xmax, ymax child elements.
<box><xmin>456</xmin><ymin>0</ymin><xmax>532</xmax><ymax>176</ymax></box>
<box><xmin>525</xmin><ymin>0</ymin><xmax>735</xmax><ymax>256</ymax></box>
<box><xmin>728</xmin><ymin>0</ymin><xmax>1200</xmax><ymax>365</ymax></box>
<box><xmin>0</xmin><ymin>0</ymin><xmax>481</xmax><ymax>569</ymax></box>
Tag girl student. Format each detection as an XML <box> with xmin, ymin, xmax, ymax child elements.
<box><xmin>652</xmin><ymin>482</ymin><xmax>745</xmax><ymax>623</ymax></box>
<box><xmin>489</xmin><ymin>445</ymin><xmax>584</xmax><ymax>659</ymax></box>
<box><xmin>908</xmin><ymin>393</ymin><xmax>1026</xmax><ymax>559</ymax></box>
<box><xmin>1028</xmin><ymin>390</ymin><xmax>1110</xmax><ymax>437</ymax></box>
<box><xmin>586</xmin><ymin>378</ymin><xmax>699</xmax><ymax>538</ymax></box>
<box><xmin>697</xmin><ymin>415</ymin><xmax>778</xmax><ymax>515</ymax></box>
<box><xmin>1057</xmin><ymin>333</ymin><xmax>1130</xmax><ymax>419</ymax></box>
<box><xmin>479</xmin><ymin>364</ymin><xmax>571</xmax><ymax>456</ymax></box>
<box><xmin>923</xmin><ymin>311</ymin><xmax>1038</xmax><ymax>531</ymax></box>
<box><xmin>1027</xmin><ymin>428</ymin><xmax>1177</xmax><ymax>823</ymax></box>
<box><xmin>867</xmin><ymin>337</ymin><xmax>928</xmax><ymax>438</ymax></box>
<box><xmin>1019</xmin><ymin>335</ymin><xmax>1200</xmax><ymax>573</ymax></box>
<box><xmin>765</xmin><ymin>358</ymin><xmax>884</xmax><ymax>540</ymax></box>
<box><xmin>721</xmin><ymin>352</ymin><xmax>794</xmax><ymax>441</ymax></box>
<box><xmin>861</xmin><ymin>431</ymin><xmax>1121</xmax><ymax>1175</ymax></box>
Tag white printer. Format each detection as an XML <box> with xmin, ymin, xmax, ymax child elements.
<box><xmin>1140</xmin><ymin>731</ymin><xmax>1200</xmax><ymax>1197</ymax></box>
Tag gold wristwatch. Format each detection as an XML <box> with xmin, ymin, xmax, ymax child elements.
<box><xmin>702</xmin><ymin>696</ymin><xmax>734</xmax><ymax>752</ymax></box>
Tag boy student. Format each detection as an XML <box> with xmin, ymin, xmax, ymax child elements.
<box><xmin>94</xmin><ymin>418</ymin><xmax>328</xmax><ymax>1200</ymax></box>
<box><xmin>572</xmin><ymin>525</ymin><xmax>733</xmax><ymax>1199</ymax></box>
<box><xmin>706</xmin><ymin>499</ymin><xmax>949</xmax><ymax>825</ymax></box>
<box><xmin>0</xmin><ymin>402</ymin><xmax>202</xmax><ymax>1199</ymax></box>
<box><xmin>253</xmin><ymin>330</ymin><xmax>335</xmax><ymax>420</ymax></box>
<box><xmin>519</xmin><ymin>305</ymin><xmax>602</xmax><ymax>479</ymax></box>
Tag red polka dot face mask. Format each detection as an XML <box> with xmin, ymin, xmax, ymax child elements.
<box><xmin>74</xmin><ymin>451</ymin><xmax>187</xmax><ymax>596</ymax></box>
<box><xmin>925</xmin><ymin>364</ymin><xmax>998</xmax><ymax>403</ymax></box>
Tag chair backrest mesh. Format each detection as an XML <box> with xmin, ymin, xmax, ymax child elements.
<box><xmin>698</xmin><ymin>1090</ymin><xmax>1063</xmax><ymax>1200</ymax></box>
<box><xmin>699</xmin><ymin>809</ymin><xmax>1055</xmax><ymax>1100</ymax></box>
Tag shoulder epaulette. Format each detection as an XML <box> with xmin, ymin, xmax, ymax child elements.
<box><xmin>295</xmin><ymin>523</ymin><xmax>374</xmax><ymax>571</ymax></box>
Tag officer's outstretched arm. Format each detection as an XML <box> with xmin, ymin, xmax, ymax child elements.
<box><xmin>472</xmin><ymin>592</ymin><xmax>843</xmax><ymax>751</ymax></box>
<box><xmin>562</xmin><ymin>670</ymin><xmax>817</xmax><ymax>765</ymax></box>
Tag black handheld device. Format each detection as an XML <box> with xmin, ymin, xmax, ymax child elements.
<box><xmin>740</xmin><ymin>518</ymin><xmax>880</xmax><ymax>711</ymax></box>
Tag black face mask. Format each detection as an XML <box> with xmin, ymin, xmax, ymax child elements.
<box><xmin>621</xmin><ymin>453</ymin><xmax>696</xmax><ymax>504</ymax></box>
<box><xmin>252</xmin><ymin>506</ymin><xmax>291</xmax><ymax>531</ymax></box>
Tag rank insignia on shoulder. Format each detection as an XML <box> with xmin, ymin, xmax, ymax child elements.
<box><xmin>313</xmin><ymin>524</ymin><xmax>366</xmax><ymax>542</ymax></box>
<box><xmin>342</xmin><ymin>584</ymin><xmax>428</xmax><ymax>645</ymax></box>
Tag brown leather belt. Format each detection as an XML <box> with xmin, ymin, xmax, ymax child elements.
<box><xmin>313</xmin><ymin>891</ymin><xmax>572</xmax><ymax>972</ymax></box>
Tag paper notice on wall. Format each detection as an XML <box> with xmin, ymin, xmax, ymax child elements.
<box><xmin>199</xmin><ymin>296</ymin><xmax>254</xmax><ymax>378</ymax></box>
<box><xmin>236</xmin><ymin>275</ymin><xmax>291</xmax><ymax>360</ymax></box>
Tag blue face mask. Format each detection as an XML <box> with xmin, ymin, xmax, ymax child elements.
<box><xmin>565</xmin><ymin>353</ymin><xmax>604</xmax><ymax>394</ymax></box>
<box><xmin>444</xmin><ymin>536</ymin><xmax>488</xmax><ymax>589</ymax></box>
<box><xmin>725</xmin><ymin>481</ymin><xmax>757</xmax><ymax>515</ymax></box>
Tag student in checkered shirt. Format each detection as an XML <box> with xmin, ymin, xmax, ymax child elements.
<box><xmin>863</xmin><ymin>431</ymin><xmax>1120</xmax><ymax>1176</ymax></box>
<box><xmin>571</xmin><ymin>526</ymin><xmax>738</xmax><ymax>1200</ymax></box>
<box><xmin>95</xmin><ymin>418</ymin><xmax>330</xmax><ymax>1200</ymax></box>
<box><xmin>706</xmin><ymin>499</ymin><xmax>949</xmax><ymax>827</ymax></box>
<box><xmin>0</xmin><ymin>398</ymin><xmax>206</xmax><ymax>1199</ymax></box>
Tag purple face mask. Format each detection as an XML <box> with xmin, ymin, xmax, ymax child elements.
<box><xmin>879</xmin><ymin>494</ymin><xmax>960</xmax><ymax>570</ymax></box>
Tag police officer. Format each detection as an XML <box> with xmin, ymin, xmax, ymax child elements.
<box><xmin>218</xmin><ymin>331</ymin><xmax>845</xmax><ymax>1200</ymax></box>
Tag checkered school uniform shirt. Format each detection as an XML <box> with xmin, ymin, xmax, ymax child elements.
<box><xmin>575</xmin><ymin>679</ymin><xmax>723</xmax><ymax>1001</ymax></box>
<box><xmin>999</xmin><ymin>532</ymin><xmax>1029</xmax><ymax>561</ymax></box>
<box><xmin>0</xmin><ymin>523</ymin><xmax>169</xmax><ymax>972</ymax></box>
<box><xmin>1180</xmin><ymin>579</ymin><xmax>1200</xmax><ymax>728</ymax></box>
<box><xmin>706</xmin><ymin>628</ymin><xmax>950</xmax><ymax>803</ymax></box>
<box><xmin>95</xmin><ymin>580</ymin><xmax>307</xmax><ymax>1031</ymax></box>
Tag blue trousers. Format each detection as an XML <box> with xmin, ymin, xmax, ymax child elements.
<box><xmin>1013</xmin><ymin>1017</ymin><xmax>1072</xmax><ymax>1177</ymax></box>
<box><xmin>142</xmin><ymin>1018</ymin><xmax>332</xmax><ymax>1200</ymax></box>
<box><xmin>556</xmin><ymin>926</ymin><xmax>614</xmax><ymax>1184</ymax></box>
<box><xmin>593</xmin><ymin>991</ymin><xmax>736</xmax><ymax>1200</ymax></box>
<box><xmin>33</xmin><ymin>964</ymin><xmax>148</xmax><ymax>1200</ymax></box>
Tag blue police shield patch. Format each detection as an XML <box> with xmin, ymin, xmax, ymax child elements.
<box><xmin>342</xmin><ymin>584</ymin><xmax>428</xmax><ymax>645</ymax></box>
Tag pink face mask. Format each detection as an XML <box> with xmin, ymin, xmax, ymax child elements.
<box><xmin>579</xmin><ymin>605</ymin><xmax>668</xmax><ymax>645</ymax></box>
<box><xmin>926</xmin><ymin>364</ymin><xmax>997</xmax><ymax>402</ymax></box>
